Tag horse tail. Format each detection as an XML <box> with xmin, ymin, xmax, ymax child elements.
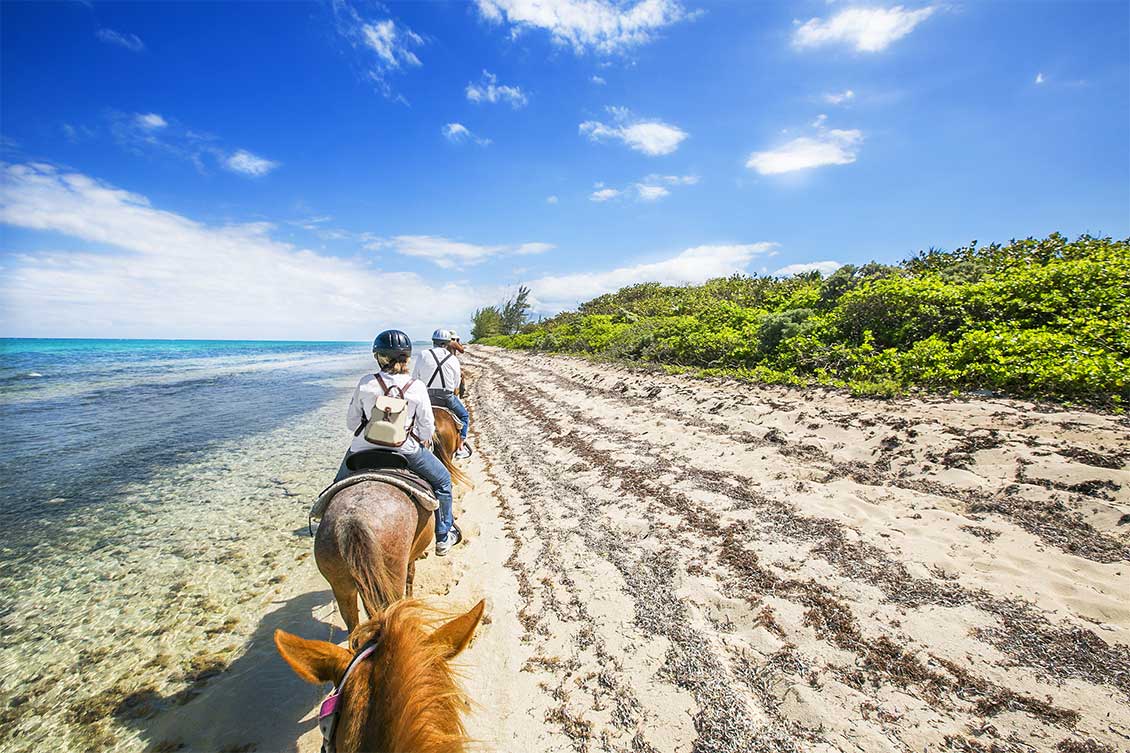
<box><xmin>336</xmin><ymin>515</ymin><xmax>400</xmax><ymax>615</ymax></box>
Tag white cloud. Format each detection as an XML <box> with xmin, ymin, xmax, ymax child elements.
<box><xmin>525</xmin><ymin>243</ymin><xmax>774</xmax><ymax>311</ymax></box>
<box><xmin>772</xmin><ymin>260</ymin><xmax>843</xmax><ymax>277</ymax></box>
<box><xmin>822</xmin><ymin>89</ymin><xmax>855</xmax><ymax>105</ymax></box>
<box><xmin>362</xmin><ymin>19</ymin><xmax>423</xmax><ymax>68</ymax></box>
<box><xmin>367</xmin><ymin>235</ymin><xmax>554</xmax><ymax>268</ymax></box>
<box><xmin>61</xmin><ymin>123</ymin><xmax>96</xmax><ymax>143</ymax></box>
<box><xmin>1035</xmin><ymin>72</ymin><xmax>1045</xmax><ymax>85</ymax></box>
<box><xmin>378</xmin><ymin>235</ymin><xmax>501</xmax><ymax>267</ymax></box>
<box><xmin>591</xmin><ymin>75</ymin><xmax>607</xmax><ymax>85</ymax></box>
<box><xmin>96</xmin><ymin>29</ymin><xmax>145</xmax><ymax>52</ymax></box>
<box><xmin>106</xmin><ymin>113</ymin><xmax>277</xmax><ymax>180</ymax></box>
<box><xmin>0</xmin><ymin>163</ymin><xmax>481</xmax><ymax>340</ymax></box>
<box><xmin>746</xmin><ymin>128</ymin><xmax>863</xmax><ymax>175</ymax></box>
<box><xmin>475</xmin><ymin>0</ymin><xmax>692</xmax><ymax>54</ymax></box>
<box><xmin>134</xmin><ymin>113</ymin><xmax>167</xmax><ymax>130</ymax></box>
<box><xmin>580</xmin><ymin>106</ymin><xmax>688</xmax><ymax>156</ymax></box>
<box><xmin>793</xmin><ymin>6</ymin><xmax>935</xmax><ymax>53</ymax></box>
<box><xmin>546</xmin><ymin>195</ymin><xmax>559</xmax><ymax>204</ymax></box>
<box><xmin>442</xmin><ymin>123</ymin><xmax>491</xmax><ymax>146</ymax></box>
<box><xmin>443</xmin><ymin>123</ymin><xmax>469</xmax><ymax>141</ymax></box>
<box><xmin>295</xmin><ymin>215</ymin><xmax>333</xmax><ymax>228</ymax></box>
<box><xmin>515</xmin><ymin>242</ymin><xmax>555</xmax><ymax>255</ymax></box>
<box><xmin>634</xmin><ymin>184</ymin><xmax>669</xmax><ymax>201</ymax></box>
<box><xmin>592</xmin><ymin>173</ymin><xmax>698</xmax><ymax>202</ymax></box>
<box><xmin>466</xmin><ymin>70</ymin><xmax>528</xmax><ymax>108</ymax></box>
<box><xmin>224</xmin><ymin>150</ymin><xmax>280</xmax><ymax>177</ymax></box>
<box><xmin>332</xmin><ymin>1</ymin><xmax>424</xmax><ymax>99</ymax></box>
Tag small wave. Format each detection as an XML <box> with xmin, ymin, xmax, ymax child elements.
<box><xmin>26</xmin><ymin>372</ymin><xmax>43</xmax><ymax>378</ymax></box>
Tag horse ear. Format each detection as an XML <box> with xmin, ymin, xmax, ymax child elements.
<box><xmin>274</xmin><ymin>629</ymin><xmax>351</xmax><ymax>685</ymax></box>
<box><xmin>429</xmin><ymin>599</ymin><xmax>485</xmax><ymax>659</ymax></box>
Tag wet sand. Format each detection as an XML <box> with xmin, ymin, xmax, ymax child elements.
<box><xmin>51</xmin><ymin>344</ymin><xmax>1130</xmax><ymax>752</ymax></box>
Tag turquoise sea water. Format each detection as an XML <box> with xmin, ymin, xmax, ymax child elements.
<box><xmin>0</xmin><ymin>338</ymin><xmax>375</xmax><ymax>751</ymax></box>
<box><xmin>0</xmin><ymin>338</ymin><xmax>369</xmax><ymax>522</ymax></box>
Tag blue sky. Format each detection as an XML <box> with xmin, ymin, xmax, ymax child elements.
<box><xmin>1</xmin><ymin>0</ymin><xmax>1127</xmax><ymax>341</ymax></box>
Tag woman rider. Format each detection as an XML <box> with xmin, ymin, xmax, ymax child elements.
<box><xmin>335</xmin><ymin>329</ymin><xmax>461</xmax><ymax>556</ymax></box>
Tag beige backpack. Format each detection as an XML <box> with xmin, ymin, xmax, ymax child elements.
<box><xmin>357</xmin><ymin>374</ymin><xmax>417</xmax><ymax>447</ymax></box>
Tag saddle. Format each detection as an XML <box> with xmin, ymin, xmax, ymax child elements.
<box><xmin>430</xmin><ymin>402</ymin><xmax>464</xmax><ymax>431</ymax></box>
<box><xmin>308</xmin><ymin>451</ymin><xmax>439</xmax><ymax>532</ymax></box>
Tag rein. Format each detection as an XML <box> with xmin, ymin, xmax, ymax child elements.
<box><xmin>318</xmin><ymin>639</ymin><xmax>379</xmax><ymax>753</ymax></box>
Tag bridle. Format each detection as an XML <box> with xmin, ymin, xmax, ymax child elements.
<box><xmin>318</xmin><ymin>639</ymin><xmax>379</xmax><ymax>753</ymax></box>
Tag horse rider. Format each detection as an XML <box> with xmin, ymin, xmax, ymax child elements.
<box><xmin>412</xmin><ymin>328</ymin><xmax>472</xmax><ymax>459</ymax></box>
<box><xmin>336</xmin><ymin>329</ymin><xmax>461</xmax><ymax>556</ymax></box>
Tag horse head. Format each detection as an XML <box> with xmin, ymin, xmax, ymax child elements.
<box><xmin>275</xmin><ymin>598</ymin><xmax>485</xmax><ymax>753</ymax></box>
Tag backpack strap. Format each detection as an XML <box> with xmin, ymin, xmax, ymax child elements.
<box><xmin>426</xmin><ymin>350</ymin><xmax>454</xmax><ymax>389</ymax></box>
<box><xmin>353</xmin><ymin>373</ymin><xmax>380</xmax><ymax>437</ymax></box>
<box><xmin>378</xmin><ymin>374</ymin><xmax>414</xmax><ymax>400</ymax></box>
<box><xmin>400</xmin><ymin>379</ymin><xmax>417</xmax><ymax>438</ymax></box>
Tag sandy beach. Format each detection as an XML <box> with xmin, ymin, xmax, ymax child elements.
<box><xmin>2</xmin><ymin>1</ymin><xmax>1127</xmax><ymax>749</ymax></box>
<box><xmin>105</xmin><ymin>343</ymin><xmax>1128</xmax><ymax>753</ymax></box>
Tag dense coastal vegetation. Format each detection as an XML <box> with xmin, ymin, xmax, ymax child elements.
<box><xmin>473</xmin><ymin>234</ymin><xmax>1129</xmax><ymax>405</ymax></box>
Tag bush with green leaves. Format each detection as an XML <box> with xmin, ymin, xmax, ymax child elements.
<box><xmin>475</xmin><ymin>234</ymin><xmax>1129</xmax><ymax>405</ymax></box>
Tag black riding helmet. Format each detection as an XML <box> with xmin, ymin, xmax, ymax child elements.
<box><xmin>372</xmin><ymin>329</ymin><xmax>413</xmax><ymax>368</ymax></box>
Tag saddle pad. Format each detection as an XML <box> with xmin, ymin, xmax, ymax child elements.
<box><xmin>309</xmin><ymin>471</ymin><xmax>439</xmax><ymax>526</ymax></box>
<box><xmin>432</xmin><ymin>405</ymin><xmax>464</xmax><ymax>429</ymax></box>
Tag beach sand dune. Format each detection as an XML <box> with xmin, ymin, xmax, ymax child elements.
<box><xmin>155</xmin><ymin>344</ymin><xmax>1130</xmax><ymax>752</ymax></box>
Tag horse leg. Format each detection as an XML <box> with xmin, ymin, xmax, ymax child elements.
<box><xmin>330</xmin><ymin>579</ymin><xmax>360</xmax><ymax>633</ymax></box>
<box><xmin>405</xmin><ymin>506</ymin><xmax>432</xmax><ymax>599</ymax></box>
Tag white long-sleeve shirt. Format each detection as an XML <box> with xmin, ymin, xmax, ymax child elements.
<box><xmin>411</xmin><ymin>347</ymin><xmax>462</xmax><ymax>393</ymax></box>
<box><xmin>346</xmin><ymin>371</ymin><xmax>434</xmax><ymax>455</ymax></box>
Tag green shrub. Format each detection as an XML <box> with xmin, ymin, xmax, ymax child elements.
<box><xmin>473</xmin><ymin>234</ymin><xmax>1129</xmax><ymax>404</ymax></box>
<box><xmin>756</xmin><ymin>308</ymin><xmax>815</xmax><ymax>355</ymax></box>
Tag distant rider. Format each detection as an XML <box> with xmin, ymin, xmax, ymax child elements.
<box><xmin>412</xmin><ymin>328</ymin><xmax>472</xmax><ymax>459</ymax></box>
<box><xmin>338</xmin><ymin>330</ymin><xmax>461</xmax><ymax>556</ymax></box>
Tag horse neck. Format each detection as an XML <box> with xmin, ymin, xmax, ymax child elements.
<box><xmin>341</xmin><ymin>601</ymin><xmax>468</xmax><ymax>753</ymax></box>
<box><xmin>432</xmin><ymin>411</ymin><xmax>469</xmax><ymax>487</ymax></box>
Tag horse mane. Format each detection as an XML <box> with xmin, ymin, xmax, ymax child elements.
<box><xmin>339</xmin><ymin>600</ymin><xmax>470</xmax><ymax>753</ymax></box>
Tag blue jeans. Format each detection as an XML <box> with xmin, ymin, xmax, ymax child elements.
<box><xmin>434</xmin><ymin>392</ymin><xmax>469</xmax><ymax>441</ymax></box>
<box><xmin>332</xmin><ymin>448</ymin><xmax>454</xmax><ymax>539</ymax></box>
<box><xmin>401</xmin><ymin>447</ymin><xmax>454</xmax><ymax>540</ymax></box>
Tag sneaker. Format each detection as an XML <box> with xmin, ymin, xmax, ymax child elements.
<box><xmin>454</xmin><ymin>442</ymin><xmax>473</xmax><ymax>460</ymax></box>
<box><xmin>435</xmin><ymin>524</ymin><xmax>462</xmax><ymax>556</ymax></box>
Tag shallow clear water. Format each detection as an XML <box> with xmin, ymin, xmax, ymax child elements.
<box><xmin>0</xmin><ymin>339</ymin><xmax>372</xmax><ymax>751</ymax></box>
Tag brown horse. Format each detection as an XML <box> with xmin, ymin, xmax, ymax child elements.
<box><xmin>275</xmin><ymin>598</ymin><xmax>484</xmax><ymax>753</ymax></box>
<box><xmin>432</xmin><ymin>408</ymin><xmax>469</xmax><ymax>484</ymax></box>
<box><xmin>316</xmin><ymin>409</ymin><xmax>470</xmax><ymax>631</ymax></box>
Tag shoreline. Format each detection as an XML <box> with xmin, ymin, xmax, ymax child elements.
<box><xmin>5</xmin><ymin>345</ymin><xmax>1127</xmax><ymax>751</ymax></box>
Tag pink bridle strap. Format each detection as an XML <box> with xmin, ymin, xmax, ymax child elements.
<box><xmin>317</xmin><ymin>640</ymin><xmax>380</xmax><ymax>753</ymax></box>
<box><xmin>322</xmin><ymin>641</ymin><xmax>379</xmax><ymax>717</ymax></box>
<box><xmin>319</xmin><ymin>693</ymin><xmax>340</xmax><ymax>718</ymax></box>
